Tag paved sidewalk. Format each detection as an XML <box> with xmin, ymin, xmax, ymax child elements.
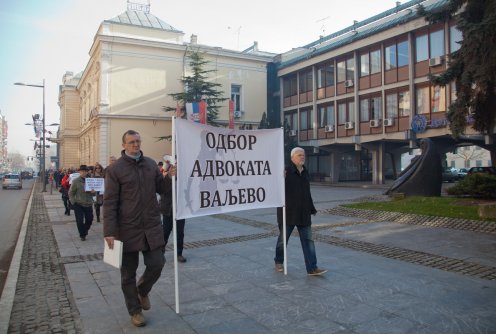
<box><xmin>3</xmin><ymin>181</ymin><xmax>496</xmax><ymax>333</ymax></box>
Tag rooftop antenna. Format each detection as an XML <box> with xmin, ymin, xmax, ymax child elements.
<box><xmin>227</xmin><ymin>26</ymin><xmax>242</xmax><ymax>50</ymax></box>
<box><xmin>315</xmin><ymin>16</ymin><xmax>330</xmax><ymax>37</ymax></box>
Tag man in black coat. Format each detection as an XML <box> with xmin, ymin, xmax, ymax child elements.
<box><xmin>274</xmin><ymin>147</ymin><xmax>327</xmax><ymax>276</ymax></box>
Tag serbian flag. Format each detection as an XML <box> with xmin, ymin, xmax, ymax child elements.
<box><xmin>186</xmin><ymin>101</ymin><xmax>207</xmax><ymax>124</ymax></box>
<box><xmin>228</xmin><ymin>100</ymin><xmax>234</xmax><ymax>129</ymax></box>
<box><xmin>186</xmin><ymin>102</ymin><xmax>200</xmax><ymax>123</ymax></box>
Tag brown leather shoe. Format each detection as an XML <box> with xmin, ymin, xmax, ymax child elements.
<box><xmin>138</xmin><ymin>294</ymin><xmax>150</xmax><ymax>310</ymax></box>
<box><xmin>177</xmin><ymin>255</ymin><xmax>187</xmax><ymax>263</ymax></box>
<box><xmin>307</xmin><ymin>268</ymin><xmax>328</xmax><ymax>276</ymax></box>
<box><xmin>131</xmin><ymin>312</ymin><xmax>146</xmax><ymax>327</ymax></box>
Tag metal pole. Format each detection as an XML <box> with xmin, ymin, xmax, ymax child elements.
<box><xmin>41</xmin><ymin>79</ymin><xmax>46</xmax><ymax>192</ymax></box>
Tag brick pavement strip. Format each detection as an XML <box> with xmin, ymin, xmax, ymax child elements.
<box><xmin>8</xmin><ymin>188</ymin><xmax>82</xmax><ymax>334</ymax></box>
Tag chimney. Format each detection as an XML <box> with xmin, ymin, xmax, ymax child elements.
<box><xmin>190</xmin><ymin>34</ymin><xmax>197</xmax><ymax>44</ymax></box>
<box><xmin>253</xmin><ymin>41</ymin><xmax>258</xmax><ymax>52</ymax></box>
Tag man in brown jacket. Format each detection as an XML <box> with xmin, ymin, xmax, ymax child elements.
<box><xmin>103</xmin><ymin>130</ymin><xmax>170</xmax><ymax>327</ymax></box>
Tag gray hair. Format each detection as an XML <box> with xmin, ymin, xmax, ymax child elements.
<box><xmin>291</xmin><ymin>147</ymin><xmax>305</xmax><ymax>157</ymax></box>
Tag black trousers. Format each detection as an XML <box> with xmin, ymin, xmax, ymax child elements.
<box><xmin>73</xmin><ymin>203</ymin><xmax>93</xmax><ymax>238</ymax></box>
<box><xmin>162</xmin><ymin>215</ymin><xmax>185</xmax><ymax>256</ymax></box>
<box><xmin>120</xmin><ymin>247</ymin><xmax>165</xmax><ymax>315</ymax></box>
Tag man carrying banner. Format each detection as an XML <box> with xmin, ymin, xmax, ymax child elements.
<box><xmin>274</xmin><ymin>147</ymin><xmax>327</xmax><ymax>276</ymax></box>
<box><xmin>103</xmin><ymin>130</ymin><xmax>170</xmax><ymax>327</ymax></box>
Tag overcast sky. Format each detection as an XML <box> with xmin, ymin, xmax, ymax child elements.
<box><xmin>0</xmin><ymin>0</ymin><xmax>396</xmax><ymax>160</ymax></box>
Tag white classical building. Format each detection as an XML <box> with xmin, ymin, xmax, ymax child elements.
<box><xmin>57</xmin><ymin>2</ymin><xmax>274</xmax><ymax>168</ymax></box>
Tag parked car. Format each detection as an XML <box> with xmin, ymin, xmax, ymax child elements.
<box><xmin>2</xmin><ymin>173</ymin><xmax>23</xmax><ymax>189</ymax></box>
<box><xmin>442</xmin><ymin>168</ymin><xmax>458</xmax><ymax>182</ymax></box>
<box><xmin>457</xmin><ymin>168</ymin><xmax>468</xmax><ymax>179</ymax></box>
<box><xmin>467</xmin><ymin>166</ymin><xmax>496</xmax><ymax>176</ymax></box>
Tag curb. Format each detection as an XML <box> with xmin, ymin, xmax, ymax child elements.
<box><xmin>0</xmin><ymin>183</ymin><xmax>35</xmax><ymax>333</ymax></box>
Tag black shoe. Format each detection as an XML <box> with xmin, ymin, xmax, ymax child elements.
<box><xmin>177</xmin><ymin>255</ymin><xmax>187</xmax><ymax>263</ymax></box>
<box><xmin>80</xmin><ymin>236</ymin><xmax>86</xmax><ymax>241</ymax></box>
<box><xmin>97</xmin><ymin>217</ymin><xmax>100</xmax><ymax>222</ymax></box>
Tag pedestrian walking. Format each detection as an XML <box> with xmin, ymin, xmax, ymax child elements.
<box><xmin>274</xmin><ymin>147</ymin><xmax>327</xmax><ymax>276</ymax></box>
<box><xmin>91</xmin><ymin>162</ymin><xmax>104</xmax><ymax>222</ymax></box>
<box><xmin>103</xmin><ymin>130</ymin><xmax>170</xmax><ymax>327</ymax></box>
<box><xmin>69</xmin><ymin>165</ymin><xmax>95</xmax><ymax>241</ymax></box>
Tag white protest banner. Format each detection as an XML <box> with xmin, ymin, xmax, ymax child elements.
<box><xmin>175</xmin><ymin>118</ymin><xmax>284</xmax><ymax>219</ymax></box>
<box><xmin>69</xmin><ymin>173</ymin><xmax>80</xmax><ymax>184</ymax></box>
<box><xmin>84</xmin><ymin>178</ymin><xmax>104</xmax><ymax>192</ymax></box>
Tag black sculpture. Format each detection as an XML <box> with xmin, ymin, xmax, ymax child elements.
<box><xmin>385</xmin><ymin>138</ymin><xmax>442</xmax><ymax>197</ymax></box>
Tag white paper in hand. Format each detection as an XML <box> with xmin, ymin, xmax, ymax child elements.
<box><xmin>104</xmin><ymin>240</ymin><xmax>123</xmax><ymax>268</ymax></box>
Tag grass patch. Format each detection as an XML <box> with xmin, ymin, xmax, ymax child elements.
<box><xmin>342</xmin><ymin>196</ymin><xmax>496</xmax><ymax>222</ymax></box>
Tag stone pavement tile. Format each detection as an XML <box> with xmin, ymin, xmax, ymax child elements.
<box><xmin>176</xmin><ymin>295</ymin><xmax>230</xmax><ymax>316</ymax></box>
<box><xmin>195</xmin><ymin>317</ymin><xmax>271</xmax><ymax>334</ymax></box>
<box><xmin>353</xmin><ymin>314</ymin><xmax>434</xmax><ymax>334</ymax></box>
<box><xmin>271</xmin><ymin>317</ymin><xmax>351</xmax><ymax>334</ymax></box>
<box><xmin>181</xmin><ymin>306</ymin><xmax>247</xmax><ymax>330</ymax></box>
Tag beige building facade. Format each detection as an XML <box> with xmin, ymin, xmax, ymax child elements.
<box><xmin>57</xmin><ymin>4</ymin><xmax>274</xmax><ymax>168</ymax></box>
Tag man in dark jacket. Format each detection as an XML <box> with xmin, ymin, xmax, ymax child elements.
<box><xmin>103</xmin><ymin>130</ymin><xmax>170</xmax><ymax>327</ymax></box>
<box><xmin>69</xmin><ymin>165</ymin><xmax>95</xmax><ymax>241</ymax></box>
<box><xmin>274</xmin><ymin>147</ymin><xmax>327</xmax><ymax>276</ymax></box>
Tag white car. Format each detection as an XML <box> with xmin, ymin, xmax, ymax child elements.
<box><xmin>2</xmin><ymin>173</ymin><xmax>23</xmax><ymax>189</ymax></box>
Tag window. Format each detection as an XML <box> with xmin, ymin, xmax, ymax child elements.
<box><xmin>346</xmin><ymin>58</ymin><xmax>355</xmax><ymax>80</ymax></box>
<box><xmin>386</xmin><ymin>39</ymin><xmax>409</xmax><ymax>69</ymax></box>
<box><xmin>386</xmin><ymin>93</ymin><xmax>398</xmax><ymax>119</ymax></box>
<box><xmin>360</xmin><ymin>49</ymin><xmax>380</xmax><ymax>76</ymax></box>
<box><xmin>318</xmin><ymin>104</ymin><xmax>334</xmax><ymax>127</ymax></box>
<box><xmin>360</xmin><ymin>53</ymin><xmax>369</xmax><ymax>77</ymax></box>
<box><xmin>430</xmin><ymin>30</ymin><xmax>445</xmax><ymax>57</ymax></box>
<box><xmin>416</xmin><ymin>29</ymin><xmax>445</xmax><ymax>62</ymax></box>
<box><xmin>337</xmin><ymin>60</ymin><xmax>346</xmax><ymax>82</ymax></box>
<box><xmin>386</xmin><ymin>89</ymin><xmax>410</xmax><ymax>118</ymax></box>
<box><xmin>360</xmin><ymin>96</ymin><xmax>382</xmax><ymax>121</ymax></box>
<box><xmin>415</xmin><ymin>34</ymin><xmax>429</xmax><ymax>62</ymax></box>
<box><xmin>317</xmin><ymin>62</ymin><xmax>334</xmax><ymax>88</ymax></box>
<box><xmin>385</xmin><ymin>44</ymin><xmax>397</xmax><ymax>70</ymax></box>
<box><xmin>231</xmin><ymin>85</ymin><xmax>241</xmax><ymax>112</ymax></box>
<box><xmin>398</xmin><ymin>91</ymin><xmax>410</xmax><ymax>116</ymax></box>
<box><xmin>431</xmin><ymin>85</ymin><xmax>446</xmax><ymax>113</ymax></box>
<box><xmin>299</xmin><ymin>69</ymin><xmax>313</xmax><ymax>93</ymax></box>
<box><xmin>283</xmin><ymin>75</ymin><xmax>297</xmax><ymax>98</ymax></box>
<box><xmin>450</xmin><ymin>26</ymin><xmax>462</xmax><ymax>53</ymax></box>
<box><xmin>416</xmin><ymin>86</ymin><xmax>430</xmax><ymax>114</ymax></box>
<box><xmin>300</xmin><ymin>108</ymin><xmax>313</xmax><ymax>130</ymax></box>
<box><xmin>360</xmin><ymin>98</ymin><xmax>369</xmax><ymax>121</ymax></box>
<box><xmin>397</xmin><ymin>40</ymin><xmax>409</xmax><ymax>67</ymax></box>
<box><xmin>338</xmin><ymin>102</ymin><xmax>347</xmax><ymax>124</ymax></box>
<box><xmin>284</xmin><ymin>111</ymin><xmax>297</xmax><ymax>130</ymax></box>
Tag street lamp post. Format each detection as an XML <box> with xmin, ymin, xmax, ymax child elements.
<box><xmin>15</xmin><ymin>79</ymin><xmax>46</xmax><ymax>192</ymax></box>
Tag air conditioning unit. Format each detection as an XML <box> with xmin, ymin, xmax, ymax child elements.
<box><xmin>344</xmin><ymin>121</ymin><xmax>354</xmax><ymax>130</ymax></box>
<box><xmin>344</xmin><ymin>79</ymin><xmax>354</xmax><ymax>88</ymax></box>
<box><xmin>429</xmin><ymin>56</ymin><xmax>443</xmax><ymax>67</ymax></box>
<box><xmin>289</xmin><ymin>130</ymin><xmax>297</xmax><ymax>136</ymax></box>
<box><xmin>369</xmin><ymin>119</ymin><xmax>380</xmax><ymax>128</ymax></box>
<box><xmin>233</xmin><ymin>110</ymin><xmax>243</xmax><ymax>118</ymax></box>
<box><xmin>324</xmin><ymin>125</ymin><xmax>334</xmax><ymax>132</ymax></box>
<box><xmin>383</xmin><ymin>118</ymin><xmax>394</xmax><ymax>126</ymax></box>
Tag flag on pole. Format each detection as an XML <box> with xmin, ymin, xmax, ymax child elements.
<box><xmin>199</xmin><ymin>100</ymin><xmax>207</xmax><ymax>124</ymax></box>
<box><xmin>176</xmin><ymin>102</ymin><xmax>182</xmax><ymax>118</ymax></box>
<box><xmin>186</xmin><ymin>103</ymin><xmax>200</xmax><ymax>123</ymax></box>
<box><xmin>228</xmin><ymin>100</ymin><xmax>234</xmax><ymax>129</ymax></box>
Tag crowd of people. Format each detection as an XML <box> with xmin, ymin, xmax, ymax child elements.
<box><xmin>48</xmin><ymin>129</ymin><xmax>326</xmax><ymax>328</ymax></box>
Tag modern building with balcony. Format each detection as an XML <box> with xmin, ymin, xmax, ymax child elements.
<box><xmin>273</xmin><ymin>0</ymin><xmax>493</xmax><ymax>184</ymax></box>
